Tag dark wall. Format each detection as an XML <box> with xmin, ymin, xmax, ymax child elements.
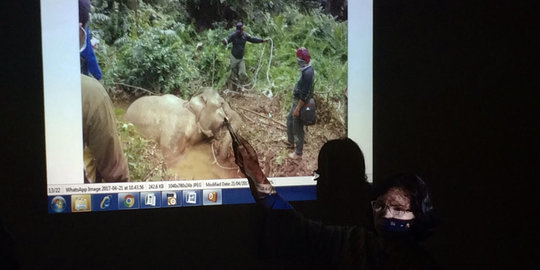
<box><xmin>372</xmin><ymin>2</ymin><xmax>535</xmax><ymax>269</ymax></box>
<box><xmin>2</xmin><ymin>1</ymin><xmax>535</xmax><ymax>269</ymax></box>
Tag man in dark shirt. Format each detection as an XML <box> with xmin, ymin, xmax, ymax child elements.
<box><xmin>222</xmin><ymin>22</ymin><xmax>267</xmax><ymax>88</ymax></box>
<box><xmin>286</xmin><ymin>47</ymin><xmax>315</xmax><ymax>159</ymax></box>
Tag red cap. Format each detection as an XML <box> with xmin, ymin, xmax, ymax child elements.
<box><xmin>296</xmin><ymin>47</ymin><xmax>310</xmax><ymax>64</ymax></box>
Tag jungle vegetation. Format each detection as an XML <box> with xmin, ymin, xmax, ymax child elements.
<box><xmin>88</xmin><ymin>0</ymin><xmax>348</xmax><ymax>180</ymax></box>
<box><xmin>91</xmin><ymin>0</ymin><xmax>347</xmax><ymax>100</ymax></box>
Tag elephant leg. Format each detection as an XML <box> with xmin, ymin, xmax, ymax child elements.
<box><xmin>160</xmin><ymin>132</ymin><xmax>183</xmax><ymax>164</ymax></box>
<box><xmin>159</xmin><ymin>136</ymin><xmax>173</xmax><ymax>163</ymax></box>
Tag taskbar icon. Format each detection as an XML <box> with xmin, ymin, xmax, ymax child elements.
<box><xmin>203</xmin><ymin>189</ymin><xmax>222</xmax><ymax>205</ymax></box>
<box><xmin>162</xmin><ymin>191</ymin><xmax>182</xmax><ymax>207</ymax></box>
<box><xmin>50</xmin><ymin>196</ymin><xmax>68</xmax><ymax>213</ymax></box>
<box><xmin>140</xmin><ymin>192</ymin><xmax>161</xmax><ymax>208</ymax></box>
<box><xmin>118</xmin><ymin>192</ymin><xmax>140</xmax><ymax>210</ymax></box>
<box><xmin>91</xmin><ymin>194</ymin><xmax>118</xmax><ymax>211</ymax></box>
<box><xmin>183</xmin><ymin>190</ymin><xmax>203</xmax><ymax>207</ymax></box>
<box><xmin>71</xmin><ymin>194</ymin><xmax>92</xmax><ymax>212</ymax></box>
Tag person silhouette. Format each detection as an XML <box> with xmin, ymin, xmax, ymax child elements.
<box><xmin>314</xmin><ymin>138</ymin><xmax>372</xmax><ymax>226</ymax></box>
<box><xmin>227</xmin><ymin>125</ymin><xmax>438</xmax><ymax>269</ymax></box>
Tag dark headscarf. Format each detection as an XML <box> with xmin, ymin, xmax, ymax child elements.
<box><xmin>315</xmin><ymin>138</ymin><xmax>372</xmax><ymax>226</ymax></box>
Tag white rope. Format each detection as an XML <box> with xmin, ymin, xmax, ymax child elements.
<box><xmin>266</xmin><ymin>37</ymin><xmax>274</xmax><ymax>86</ymax></box>
<box><xmin>211</xmin><ymin>52</ymin><xmax>216</xmax><ymax>87</ymax></box>
<box><xmin>228</xmin><ymin>38</ymin><xmax>274</xmax><ymax>93</ymax></box>
<box><xmin>252</xmin><ymin>41</ymin><xmax>266</xmax><ymax>88</ymax></box>
<box><xmin>210</xmin><ymin>142</ymin><xmax>237</xmax><ymax>170</ymax></box>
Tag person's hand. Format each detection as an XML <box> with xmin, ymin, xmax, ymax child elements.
<box><xmin>293</xmin><ymin>108</ymin><xmax>301</xmax><ymax>118</ymax></box>
<box><xmin>222</xmin><ymin>39</ymin><xmax>227</xmax><ymax>46</ymax></box>
<box><xmin>264</xmin><ymin>39</ymin><xmax>269</xmax><ymax>43</ymax></box>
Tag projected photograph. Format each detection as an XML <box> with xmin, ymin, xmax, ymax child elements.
<box><xmin>42</xmin><ymin>0</ymin><xmax>371</xmax><ymax>211</ymax></box>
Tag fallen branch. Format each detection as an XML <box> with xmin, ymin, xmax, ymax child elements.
<box><xmin>230</xmin><ymin>80</ymin><xmax>255</xmax><ymax>92</ymax></box>
<box><xmin>238</xmin><ymin>107</ymin><xmax>286</xmax><ymax>128</ymax></box>
<box><xmin>115</xmin><ymin>82</ymin><xmax>156</xmax><ymax>95</ymax></box>
<box><xmin>222</xmin><ymin>89</ymin><xmax>258</xmax><ymax>98</ymax></box>
<box><xmin>239</xmin><ymin>112</ymin><xmax>286</xmax><ymax>131</ymax></box>
<box><xmin>143</xmin><ymin>161</ymin><xmax>163</xmax><ymax>181</ymax></box>
<box><xmin>238</xmin><ymin>112</ymin><xmax>286</xmax><ymax>131</ymax></box>
<box><xmin>242</xmin><ymin>114</ymin><xmax>257</xmax><ymax>124</ymax></box>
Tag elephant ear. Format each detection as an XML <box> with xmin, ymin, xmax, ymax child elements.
<box><xmin>188</xmin><ymin>94</ymin><xmax>207</xmax><ymax>120</ymax></box>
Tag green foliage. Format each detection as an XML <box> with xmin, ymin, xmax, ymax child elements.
<box><xmin>91</xmin><ymin>0</ymin><xmax>134</xmax><ymax>44</ymax></box>
<box><xmin>245</xmin><ymin>7</ymin><xmax>348</xmax><ymax>104</ymax></box>
<box><xmin>195</xmin><ymin>27</ymin><xmax>233</xmax><ymax>89</ymax></box>
<box><xmin>115</xmin><ymin>27</ymin><xmax>199</xmax><ymax>96</ymax></box>
<box><xmin>92</xmin><ymin>1</ymin><xmax>347</xmax><ymax>107</ymax></box>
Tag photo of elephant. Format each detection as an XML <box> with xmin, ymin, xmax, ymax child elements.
<box><xmin>124</xmin><ymin>88</ymin><xmax>243</xmax><ymax>179</ymax></box>
<box><xmin>84</xmin><ymin>1</ymin><xmax>351</xmax><ymax>181</ymax></box>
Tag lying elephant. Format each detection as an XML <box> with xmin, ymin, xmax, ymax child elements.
<box><xmin>125</xmin><ymin>87</ymin><xmax>243</xmax><ymax>163</ymax></box>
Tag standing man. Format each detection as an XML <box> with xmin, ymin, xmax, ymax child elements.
<box><xmin>80</xmin><ymin>0</ymin><xmax>129</xmax><ymax>182</ymax></box>
<box><xmin>286</xmin><ymin>47</ymin><xmax>314</xmax><ymax>159</ymax></box>
<box><xmin>222</xmin><ymin>22</ymin><xmax>267</xmax><ymax>89</ymax></box>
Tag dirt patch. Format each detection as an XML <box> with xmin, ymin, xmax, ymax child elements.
<box><xmin>221</xmin><ymin>88</ymin><xmax>346</xmax><ymax>178</ymax></box>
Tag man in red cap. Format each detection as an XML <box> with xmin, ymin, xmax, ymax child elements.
<box><xmin>222</xmin><ymin>22</ymin><xmax>267</xmax><ymax>89</ymax></box>
<box><xmin>285</xmin><ymin>47</ymin><xmax>315</xmax><ymax>159</ymax></box>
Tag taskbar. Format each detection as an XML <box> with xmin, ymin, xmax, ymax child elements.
<box><xmin>48</xmin><ymin>186</ymin><xmax>316</xmax><ymax>214</ymax></box>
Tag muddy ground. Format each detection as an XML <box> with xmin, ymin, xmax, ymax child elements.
<box><xmin>112</xmin><ymin>86</ymin><xmax>347</xmax><ymax>181</ymax></box>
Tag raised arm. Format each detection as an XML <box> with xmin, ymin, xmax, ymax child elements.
<box><xmin>246</xmin><ymin>33</ymin><xmax>266</xmax><ymax>43</ymax></box>
<box><xmin>226</xmin><ymin>118</ymin><xmax>357</xmax><ymax>266</ymax></box>
<box><xmin>226</xmin><ymin>118</ymin><xmax>275</xmax><ymax>200</ymax></box>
